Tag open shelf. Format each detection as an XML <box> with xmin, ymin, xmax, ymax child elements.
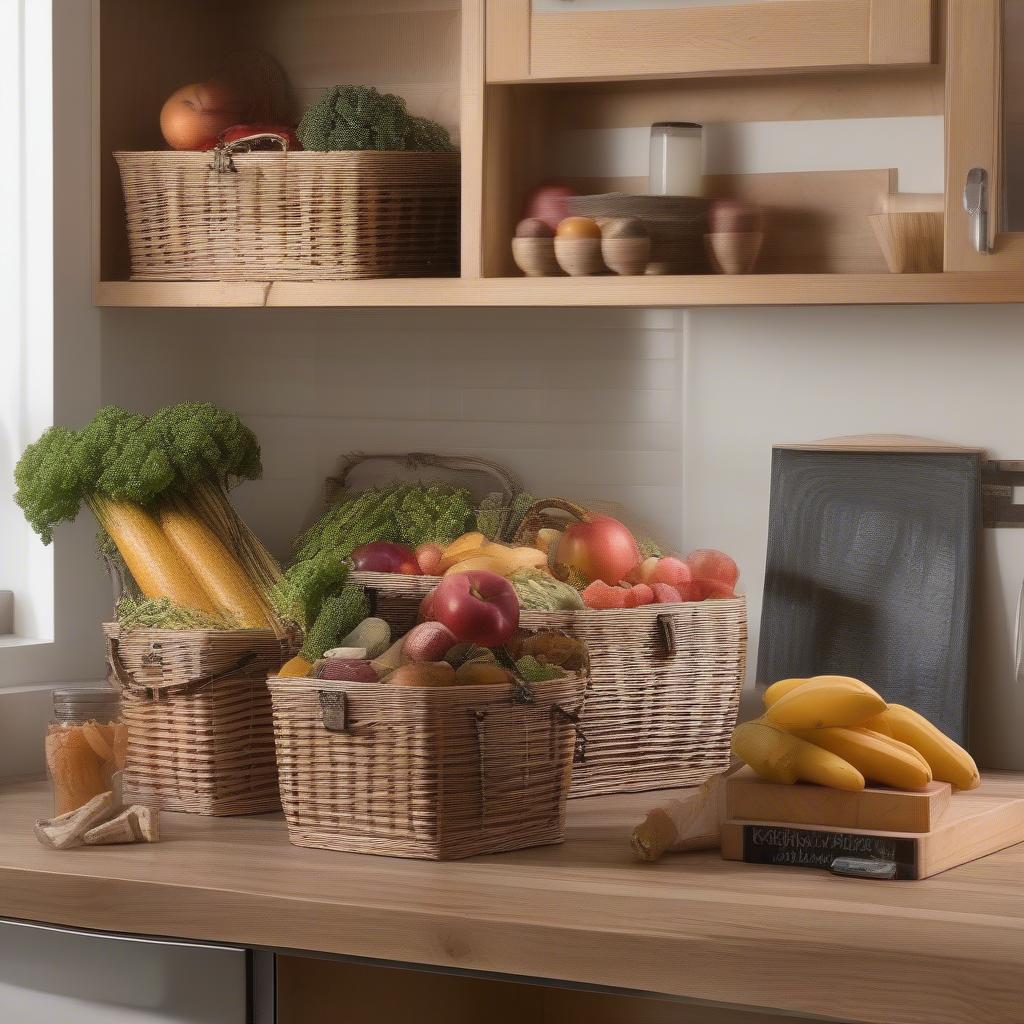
<box><xmin>95</xmin><ymin>273</ymin><xmax>1024</xmax><ymax>308</ymax></box>
<box><xmin>93</xmin><ymin>1</ymin><xmax>1023</xmax><ymax>309</ymax></box>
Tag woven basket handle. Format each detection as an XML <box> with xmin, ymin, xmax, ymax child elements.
<box><xmin>513</xmin><ymin>497</ymin><xmax>593</xmax><ymax>546</ymax></box>
<box><xmin>209</xmin><ymin>132</ymin><xmax>290</xmax><ymax>173</ymax></box>
<box><xmin>107</xmin><ymin>637</ymin><xmax>258</xmax><ymax>701</ymax></box>
<box><xmin>325</xmin><ymin>452</ymin><xmax>523</xmax><ymax>505</ymax></box>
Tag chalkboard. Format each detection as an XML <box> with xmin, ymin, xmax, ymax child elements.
<box><xmin>740</xmin><ymin>823</ymin><xmax>918</xmax><ymax>878</ymax></box>
<box><xmin>757</xmin><ymin>447</ymin><xmax>980</xmax><ymax>744</ymax></box>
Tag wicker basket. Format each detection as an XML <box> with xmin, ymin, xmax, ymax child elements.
<box><xmin>269</xmin><ymin>673</ymin><xmax>588</xmax><ymax>860</ymax></box>
<box><xmin>115</xmin><ymin>144</ymin><xmax>459</xmax><ymax>282</ymax></box>
<box><xmin>103</xmin><ymin>624</ymin><xmax>297</xmax><ymax>815</ymax></box>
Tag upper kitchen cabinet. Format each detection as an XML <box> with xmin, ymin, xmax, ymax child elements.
<box><xmin>945</xmin><ymin>0</ymin><xmax>1024</xmax><ymax>269</ymax></box>
<box><xmin>485</xmin><ymin>0</ymin><xmax>936</xmax><ymax>84</ymax></box>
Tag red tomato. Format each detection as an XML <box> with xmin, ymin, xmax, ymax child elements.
<box><xmin>523</xmin><ymin>183</ymin><xmax>577</xmax><ymax>232</ymax></box>
<box><xmin>431</xmin><ymin>571</ymin><xmax>520</xmax><ymax>648</ymax></box>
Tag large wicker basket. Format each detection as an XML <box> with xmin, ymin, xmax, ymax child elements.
<box><xmin>520</xmin><ymin>600</ymin><xmax>746</xmax><ymax>797</ymax></box>
<box><xmin>103</xmin><ymin>624</ymin><xmax>297</xmax><ymax>815</ymax></box>
<box><xmin>269</xmin><ymin>673</ymin><xmax>588</xmax><ymax>860</ymax></box>
<box><xmin>115</xmin><ymin>146</ymin><xmax>459</xmax><ymax>282</ymax></box>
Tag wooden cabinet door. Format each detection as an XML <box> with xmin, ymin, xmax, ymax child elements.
<box><xmin>946</xmin><ymin>0</ymin><xmax>1024</xmax><ymax>269</ymax></box>
<box><xmin>486</xmin><ymin>0</ymin><xmax>934</xmax><ymax>83</ymax></box>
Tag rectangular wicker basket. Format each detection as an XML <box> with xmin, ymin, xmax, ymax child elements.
<box><xmin>103</xmin><ymin>624</ymin><xmax>297</xmax><ymax>815</ymax></box>
<box><xmin>349</xmin><ymin>573</ymin><xmax>747</xmax><ymax>798</ymax></box>
<box><xmin>268</xmin><ymin>674</ymin><xmax>588</xmax><ymax>860</ymax></box>
<box><xmin>115</xmin><ymin>149</ymin><xmax>459</xmax><ymax>282</ymax></box>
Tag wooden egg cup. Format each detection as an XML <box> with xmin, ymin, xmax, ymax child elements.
<box><xmin>554</xmin><ymin>237</ymin><xmax>605</xmax><ymax>276</ymax></box>
<box><xmin>704</xmin><ymin>231</ymin><xmax>764</xmax><ymax>275</ymax></box>
<box><xmin>512</xmin><ymin>237</ymin><xmax>562</xmax><ymax>277</ymax></box>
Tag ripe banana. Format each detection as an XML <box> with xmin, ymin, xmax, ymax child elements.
<box><xmin>866</xmin><ymin>704</ymin><xmax>980</xmax><ymax>790</ymax></box>
<box><xmin>731</xmin><ymin>720</ymin><xmax>865</xmax><ymax>791</ymax></box>
<box><xmin>765</xmin><ymin>676</ymin><xmax>887</xmax><ymax>730</ymax></box>
<box><xmin>793</xmin><ymin>726</ymin><xmax>932</xmax><ymax>791</ymax></box>
<box><xmin>763</xmin><ymin>675</ymin><xmax>873</xmax><ymax>708</ymax></box>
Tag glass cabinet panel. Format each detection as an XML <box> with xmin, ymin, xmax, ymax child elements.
<box><xmin>1002</xmin><ymin>0</ymin><xmax>1024</xmax><ymax>230</ymax></box>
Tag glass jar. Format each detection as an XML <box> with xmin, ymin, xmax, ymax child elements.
<box><xmin>46</xmin><ymin>688</ymin><xmax>127</xmax><ymax>816</ymax></box>
<box><xmin>649</xmin><ymin>122</ymin><xmax>704</xmax><ymax>197</ymax></box>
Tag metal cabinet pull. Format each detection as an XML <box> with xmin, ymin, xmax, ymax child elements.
<box><xmin>963</xmin><ymin>168</ymin><xmax>992</xmax><ymax>254</ymax></box>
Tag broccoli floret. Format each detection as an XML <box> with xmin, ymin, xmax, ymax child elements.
<box><xmin>271</xmin><ymin>549</ymin><xmax>350</xmax><ymax>630</ymax></box>
<box><xmin>14</xmin><ymin>425</ymin><xmax>86</xmax><ymax>544</ymax></box>
<box><xmin>297</xmin><ymin>85</ymin><xmax>455</xmax><ymax>153</ymax></box>
<box><xmin>301</xmin><ymin>585</ymin><xmax>370</xmax><ymax>662</ymax></box>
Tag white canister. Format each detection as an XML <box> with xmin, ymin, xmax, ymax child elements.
<box><xmin>649</xmin><ymin>122</ymin><xmax>703</xmax><ymax>197</ymax></box>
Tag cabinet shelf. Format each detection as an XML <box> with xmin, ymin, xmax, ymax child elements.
<box><xmin>95</xmin><ymin>273</ymin><xmax>1024</xmax><ymax>309</ymax></box>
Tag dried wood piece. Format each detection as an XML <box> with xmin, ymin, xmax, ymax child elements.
<box><xmin>84</xmin><ymin>805</ymin><xmax>160</xmax><ymax>846</ymax></box>
<box><xmin>35</xmin><ymin>790</ymin><xmax>121</xmax><ymax>850</ymax></box>
<box><xmin>631</xmin><ymin>769</ymin><xmax>732</xmax><ymax>862</ymax></box>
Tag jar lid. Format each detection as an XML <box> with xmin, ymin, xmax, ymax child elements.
<box><xmin>53</xmin><ymin>687</ymin><xmax>120</xmax><ymax>703</ymax></box>
<box><xmin>651</xmin><ymin>121</ymin><xmax>703</xmax><ymax>129</ymax></box>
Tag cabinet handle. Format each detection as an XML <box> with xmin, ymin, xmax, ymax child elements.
<box><xmin>963</xmin><ymin>168</ymin><xmax>992</xmax><ymax>254</ymax></box>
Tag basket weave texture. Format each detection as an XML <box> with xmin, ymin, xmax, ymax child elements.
<box><xmin>103</xmin><ymin>624</ymin><xmax>297</xmax><ymax>816</ymax></box>
<box><xmin>269</xmin><ymin>675</ymin><xmax>587</xmax><ymax>860</ymax></box>
<box><xmin>349</xmin><ymin>579</ymin><xmax>747</xmax><ymax>797</ymax></box>
<box><xmin>115</xmin><ymin>150</ymin><xmax>459</xmax><ymax>282</ymax></box>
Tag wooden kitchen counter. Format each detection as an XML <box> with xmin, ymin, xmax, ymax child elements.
<box><xmin>1</xmin><ymin>775</ymin><xmax>1022</xmax><ymax>1024</ymax></box>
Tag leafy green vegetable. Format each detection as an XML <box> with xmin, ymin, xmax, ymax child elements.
<box><xmin>515</xmin><ymin>655</ymin><xmax>568</xmax><ymax>683</ymax></box>
<box><xmin>300</xmin><ymin>585</ymin><xmax>371</xmax><ymax>662</ymax></box>
<box><xmin>271</xmin><ymin>550</ymin><xmax>350</xmax><ymax>631</ymax></box>
<box><xmin>297</xmin><ymin>85</ymin><xmax>455</xmax><ymax>153</ymax></box>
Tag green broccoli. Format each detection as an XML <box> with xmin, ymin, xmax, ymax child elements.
<box><xmin>297</xmin><ymin>85</ymin><xmax>455</xmax><ymax>153</ymax></box>
<box><xmin>271</xmin><ymin>549</ymin><xmax>350</xmax><ymax>631</ymax></box>
<box><xmin>300</xmin><ymin>585</ymin><xmax>370</xmax><ymax>662</ymax></box>
<box><xmin>116</xmin><ymin>595</ymin><xmax>237</xmax><ymax>631</ymax></box>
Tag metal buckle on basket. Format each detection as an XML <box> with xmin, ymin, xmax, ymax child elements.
<box><xmin>510</xmin><ymin>679</ymin><xmax>534</xmax><ymax>705</ymax></box>
<box><xmin>318</xmin><ymin>691</ymin><xmax>349</xmax><ymax>732</ymax></box>
<box><xmin>554</xmin><ymin>705</ymin><xmax>588</xmax><ymax>764</ymax></box>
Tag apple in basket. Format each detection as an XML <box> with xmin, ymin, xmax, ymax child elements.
<box><xmin>351</xmin><ymin>541</ymin><xmax>421</xmax><ymax>575</ymax></box>
<box><xmin>430</xmin><ymin>570</ymin><xmax>520</xmax><ymax>649</ymax></box>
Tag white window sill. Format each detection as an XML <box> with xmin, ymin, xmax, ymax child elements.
<box><xmin>0</xmin><ymin>636</ymin><xmax>52</xmax><ymax>650</ymax></box>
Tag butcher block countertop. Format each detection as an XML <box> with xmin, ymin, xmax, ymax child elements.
<box><xmin>1</xmin><ymin>775</ymin><xmax>1023</xmax><ymax>1024</ymax></box>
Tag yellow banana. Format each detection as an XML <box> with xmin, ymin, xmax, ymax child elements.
<box><xmin>765</xmin><ymin>676</ymin><xmax>887</xmax><ymax>730</ymax></box>
<box><xmin>793</xmin><ymin>726</ymin><xmax>932</xmax><ymax>791</ymax></box>
<box><xmin>763</xmin><ymin>674</ymin><xmax>874</xmax><ymax>708</ymax></box>
<box><xmin>731</xmin><ymin>720</ymin><xmax>865</xmax><ymax>791</ymax></box>
<box><xmin>865</xmin><ymin>705</ymin><xmax>980</xmax><ymax>790</ymax></box>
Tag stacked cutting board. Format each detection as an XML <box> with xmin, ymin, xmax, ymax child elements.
<box><xmin>721</xmin><ymin>769</ymin><xmax>1024</xmax><ymax>879</ymax></box>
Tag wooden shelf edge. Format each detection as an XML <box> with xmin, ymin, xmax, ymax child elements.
<box><xmin>95</xmin><ymin>274</ymin><xmax>1024</xmax><ymax>309</ymax></box>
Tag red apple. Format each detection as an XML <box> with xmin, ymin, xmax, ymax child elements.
<box><xmin>431</xmin><ymin>571</ymin><xmax>520</xmax><ymax>648</ymax></box>
<box><xmin>523</xmin><ymin>183</ymin><xmax>577</xmax><ymax>232</ymax></box>
<box><xmin>556</xmin><ymin>512</ymin><xmax>641</xmax><ymax>586</ymax></box>
<box><xmin>697</xmin><ymin>579</ymin><xmax>736</xmax><ymax>600</ymax></box>
<box><xmin>351</xmin><ymin>541</ymin><xmax>421</xmax><ymax>575</ymax></box>
<box><xmin>685</xmin><ymin>549</ymin><xmax>739</xmax><ymax>588</ymax></box>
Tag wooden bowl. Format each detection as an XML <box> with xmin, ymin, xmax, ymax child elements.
<box><xmin>868</xmin><ymin>212</ymin><xmax>943</xmax><ymax>273</ymax></box>
<box><xmin>704</xmin><ymin>232</ymin><xmax>764</xmax><ymax>275</ymax></box>
<box><xmin>512</xmin><ymin>237</ymin><xmax>561</xmax><ymax>277</ymax></box>
<box><xmin>554</xmin><ymin>237</ymin><xmax>605</xmax><ymax>276</ymax></box>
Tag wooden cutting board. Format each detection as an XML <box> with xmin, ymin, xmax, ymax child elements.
<box><xmin>721</xmin><ymin>790</ymin><xmax>1024</xmax><ymax>880</ymax></box>
<box><xmin>727</xmin><ymin>768</ymin><xmax>951</xmax><ymax>833</ymax></box>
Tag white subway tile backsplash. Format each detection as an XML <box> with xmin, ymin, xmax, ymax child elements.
<box><xmin>101</xmin><ymin>308</ymin><xmax>685</xmax><ymax>558</ymax></box>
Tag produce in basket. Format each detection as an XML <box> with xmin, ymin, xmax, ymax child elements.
<box><xmin>278</xmin><ymin>585</ymin><xmax>370</xmax><ymax>678</ymax></box>
<box><xmin>509</xmin><ymin>568</ymin><xmax>585</xmax><ymax>611</ymax></box>
<box><xmin>13</xmin><ymin>403</ymin><xmax>283</xmax><ymax>633</ymax></box>
<box><xmin>731</xmin><ymin>674</ymin><xmax>980</xmax><ymax>792</ymax></box>
<box><xmin>297</xmin><ymin>85</ymin><xmax>456</xmax><ymax>153</ymax></box>
<box><xmin>351</xmin><ymin>541</ymin><xmax>421</xmax><ymax>574</ymax></box>
<box><xmin>429</xmin><ymin>571</ymin><xmax>520</xmax><ymax>648</ymax></box>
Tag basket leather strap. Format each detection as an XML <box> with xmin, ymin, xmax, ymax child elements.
<box><xmin>107</xmin><ymin>637</ymin><xmax>258</xmax><ymax>701</ymax></box>
<box><xmin>657</xmin><ymin>613</ymin><xmax>682</xmax><ymax>657</ymax></box>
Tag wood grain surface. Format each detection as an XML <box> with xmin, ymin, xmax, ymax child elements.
<box><xmin>0</xmin><ymin>776</ymin><xmax>1023</xmax><ymax>1023</ymax></box>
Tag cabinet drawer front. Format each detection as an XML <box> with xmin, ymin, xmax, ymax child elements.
<box><xmin>486</xmin><ymin>0</ymin><xmax>933</xmax><ymax>83</ymax></box>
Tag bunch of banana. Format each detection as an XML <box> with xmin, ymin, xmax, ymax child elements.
<box><xmin>731</xmin><ymin>675</ymin><xmax>980</xmax><ymax>793</ymax></box>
